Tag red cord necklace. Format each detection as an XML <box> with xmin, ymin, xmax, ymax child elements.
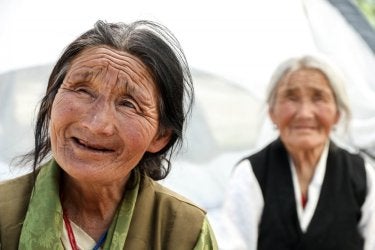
<box><xmin>62</xmin><ymin>209</ymin><xmax>79</xmax><ymax>250</ymax></box>
<box><xmin>62</xmin><ymin>209</ymin><xmax>108</xmax><ymax>250</ymax></box>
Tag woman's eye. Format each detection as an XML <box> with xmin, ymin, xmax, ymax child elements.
<box><xmin>120</xmin><ymin>98</ymin><xmax>137</xmax><ymax>109</ymax></box>
<box><xmin>282</xmin><ymin>90</ymin><xmax>299</xmax><ymax>102</ymax></box>
<box><xmin>313</xmin><ymin>96</ymin><xmax>322</xmax><ymax>101</ymax></box>
<box><xmin>312</xmin><ymin>92</ymin><xmax>325</xmax><ymax>102</ymax></box>
<box><xmin>75</xmin><ymin>87</ymin><xmax>91</xmax><ymax>95</ymax></box>
<box><xmin>285</xmin><ymin>94</ymin><xmax>298</xmax><ymax>101</ymax></box>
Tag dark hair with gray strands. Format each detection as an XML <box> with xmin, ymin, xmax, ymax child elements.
<box><xmin>22</xmin><ymin>20</ymin><xmax>194</xmax><ymax>180</ymax></box>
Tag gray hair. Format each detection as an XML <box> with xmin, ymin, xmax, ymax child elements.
<box><xmin>266</xmin><ymin>55</ymin><xmax>351</xmax><ymax>127</ymax></box>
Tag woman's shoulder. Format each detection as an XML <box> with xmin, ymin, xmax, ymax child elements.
<box><xmin>141</xmin><ymin>175</ymin><xmax>206</xmax><ymax>215</ymax></box>
<box><xmin>0</xmin><ymin>171</ymin><xmax>35</xmax><ymax>242</ymax></box>
<box><xmin>0</xmin><ymin>170</ymin><xmax>34</xmax><ymax>195</ymax></box>
<box><xmin>0</xmin><ymin>171</ymin><xmax>35</xmax><ymax>215</ymax></box>
<box><xmin>127</xmin><ymin>175</ymin><xmax>207</xmax><ymax>248</ymax></box>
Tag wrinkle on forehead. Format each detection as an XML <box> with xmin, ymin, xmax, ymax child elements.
<box><xmin>71</xmin><ymin>46</ymin><xmax>153</xmax><ymax>81</ymax></box>
<box><xmin>280</xmin><ymin>69</ymin><xmax>330</xmax><ymax>87</ymax></box>
<box><xmin>65</xmin><ymin>47</ymin><xmax>158</xmax><ymax>106</ymax></box>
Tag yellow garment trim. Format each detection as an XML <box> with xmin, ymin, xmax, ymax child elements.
<box><xmin>194</xmin><ymin>217</ymin><xmax>218</xmax><ymax>250</ymax></box>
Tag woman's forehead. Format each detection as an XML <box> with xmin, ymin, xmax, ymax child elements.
<box><xmin>67</xmin><ymin>46</ymin><xmax>154</xmax><ymax>84</ymax></box>
<box><xmin>279</xmin><ymin>68</ymin><xmax>330</xmax><ymax>88</ymax></box>
<box><xmin>69</xmin><ymin>47</ymin><xmax>148</xmax><ymax>74</ymax></box>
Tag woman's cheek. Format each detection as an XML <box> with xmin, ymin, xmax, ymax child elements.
<box><xmin>54</xmin><ymin>96</ymin><xmax>82</xmax><ymax>120</ymax></box>
<box><xmin>276</xmin><ymin>102</ymin><xmax>296</xmax><ymax>120</ymax></box>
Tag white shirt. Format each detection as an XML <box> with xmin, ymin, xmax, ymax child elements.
<box><xmin>218</xmin><ymin>143</ymin><xmax>375</xmax><ymax>250</ymax></box>
<box><xmin>61</xmin><ymin>219</ymin><xmax>102</xmax><ymax>250</ymax></box>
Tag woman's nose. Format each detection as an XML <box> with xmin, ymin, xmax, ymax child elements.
<box><xmin>296</xmin><ymin>100</ymin><xmax>315</xmax><ymax>118</ymax></box>
<box><xmin>81</xmin><ymin>99</ymin><xmax>116</xmax><ymax>136</ymax></box>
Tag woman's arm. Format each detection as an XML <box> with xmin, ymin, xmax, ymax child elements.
<box><xmin>217</xmin><ymin>160</ymin><xmax>264</xmax><ymax>249</ymax></box>
<box><xmin>358</xmin><ymin>161</ymin><xmax>375</xmax><ymax>250</ymax></box>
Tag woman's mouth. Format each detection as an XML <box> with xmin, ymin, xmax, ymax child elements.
<box><xmin>72</xmin><ymin>137</ymin><xmax>114</xmax><ymax>153</ymax></box>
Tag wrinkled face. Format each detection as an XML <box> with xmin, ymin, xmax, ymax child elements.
<box><xmin>269</xmin><ymin>68</ymin><xmax>340</xmax><ymax>151</ymax></box>
<box><xmin>50</xmin><ymin>46</ymin><xmax>170</xmax><ymax>184</ymax></box>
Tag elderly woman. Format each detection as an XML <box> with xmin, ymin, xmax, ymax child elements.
<box><xmin>221</xmin><ymin>55</ymin><xmax>375</xmax><ymax>250</ymax></box>
<box><xmin>0</xmin><ymin>20</ymin><xmax>217</xmax><ymax>249</ymax></box>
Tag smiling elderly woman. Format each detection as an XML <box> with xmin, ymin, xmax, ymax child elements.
<box><xmin>0</xmin><ymin>20</ymin><xmax>217</xmax><ymax>249</ymax></box>
<box><xmin>221</xmin><ymin>55</ymin><xmax>375</xmax><ymax>250</ymax></box>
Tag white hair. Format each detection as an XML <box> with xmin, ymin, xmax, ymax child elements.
<box><xmin>266</xmin><ymin>54</ymin><xmax>351</xmax><ymax>128</ymax></box>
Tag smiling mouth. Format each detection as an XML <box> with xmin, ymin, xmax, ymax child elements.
<box><xmin>72</xmin><ymin>137</ymin><xmax>114</xmax><ymax>153</ymax></box>
<box><xmin>293</xmin><ymin>127</ymin><xmax>317</xmax><ymax>133</ymax></box>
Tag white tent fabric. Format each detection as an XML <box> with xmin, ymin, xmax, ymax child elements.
<box><xmin>303</xmin><ymin>0</ymin><xmax>375</xmax><ymax>155</ymax></box>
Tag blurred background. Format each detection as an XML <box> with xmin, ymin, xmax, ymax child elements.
<box><xmin>1</xmin><ymin>0</ymin><xmax>375</xmax><ymax>245</ymax></box>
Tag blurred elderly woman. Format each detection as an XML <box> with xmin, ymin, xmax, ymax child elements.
<box><xmin>0</xmin><ymin>20</ymin><xmax>217</xmax><ymax>249</ymax></box>
<box><xmin>221</xmin><ymin>55</ymin><xmax>375</xmax><ymax>250</ymax></box>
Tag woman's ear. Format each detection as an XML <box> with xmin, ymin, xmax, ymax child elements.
<box><xmin>147</xmin><ymin>129</ymin><xmax>173</xmax><ymax>153</ymax></box>
<box><xmin>269</xmin><ymin>106</ymin><xmax>277</xmax><ymax>124</ymax></box>
<box><xmin>334</xmin><ymin>110</ymin><xmax>341</xmax><ymax>124</ymax></box>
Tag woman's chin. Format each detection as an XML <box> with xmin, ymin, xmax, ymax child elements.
<box><xmin>284</xmin><ymin>135</ymin><xmax>327</xmax><ymax>151</ymax></box>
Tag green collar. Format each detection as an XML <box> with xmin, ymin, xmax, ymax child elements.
<box><xmin>19</xmin><ymin>159</ymin><xmax>139</xmax><ymax>249</ymax></box>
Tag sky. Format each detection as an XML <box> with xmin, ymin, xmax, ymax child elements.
<box><xmin>0</xmin><ymin>0</ymin><xmax>317</xmax><ymax>98</ymax></box>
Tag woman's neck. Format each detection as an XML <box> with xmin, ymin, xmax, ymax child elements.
<box><xmin>60</xmin><ymin>173</ymin><xmax>129</xmax><ymax>240</ymax></box>
<box><xmin>287</xmin><ymin>143</ymin><xmax>326</xmax><ymax>196</ymax></box>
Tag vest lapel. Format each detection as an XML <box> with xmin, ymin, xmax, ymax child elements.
<box><xmin>271</xmin><ymin>140</ymin><xmax>303</xmax><ymax>244</ymax></box>
<box><xmin>253</xmin><ymin>140</ymin><xmax>366</xmax><ymax>250</ymax></box>
<box><xmin>303</xmin><ymin>144</ymin><xmax>337</xmax><ymax>239</ymax></box>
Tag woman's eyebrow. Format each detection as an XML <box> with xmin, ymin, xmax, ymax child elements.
<box><xmin>67</xmin><ymin>68</ymin><xmax>95</xmax><ymax>83</ymax></box>
<box><xmin>116</xmin><ymin>71</ymin><xmax>149</xmax><ymax>97</ymax></box>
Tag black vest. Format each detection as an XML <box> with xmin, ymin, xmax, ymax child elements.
<box><xmin>247</xmin><ymin>139</ymin><xmax>366</xmax><ymax>250</ymax></box>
